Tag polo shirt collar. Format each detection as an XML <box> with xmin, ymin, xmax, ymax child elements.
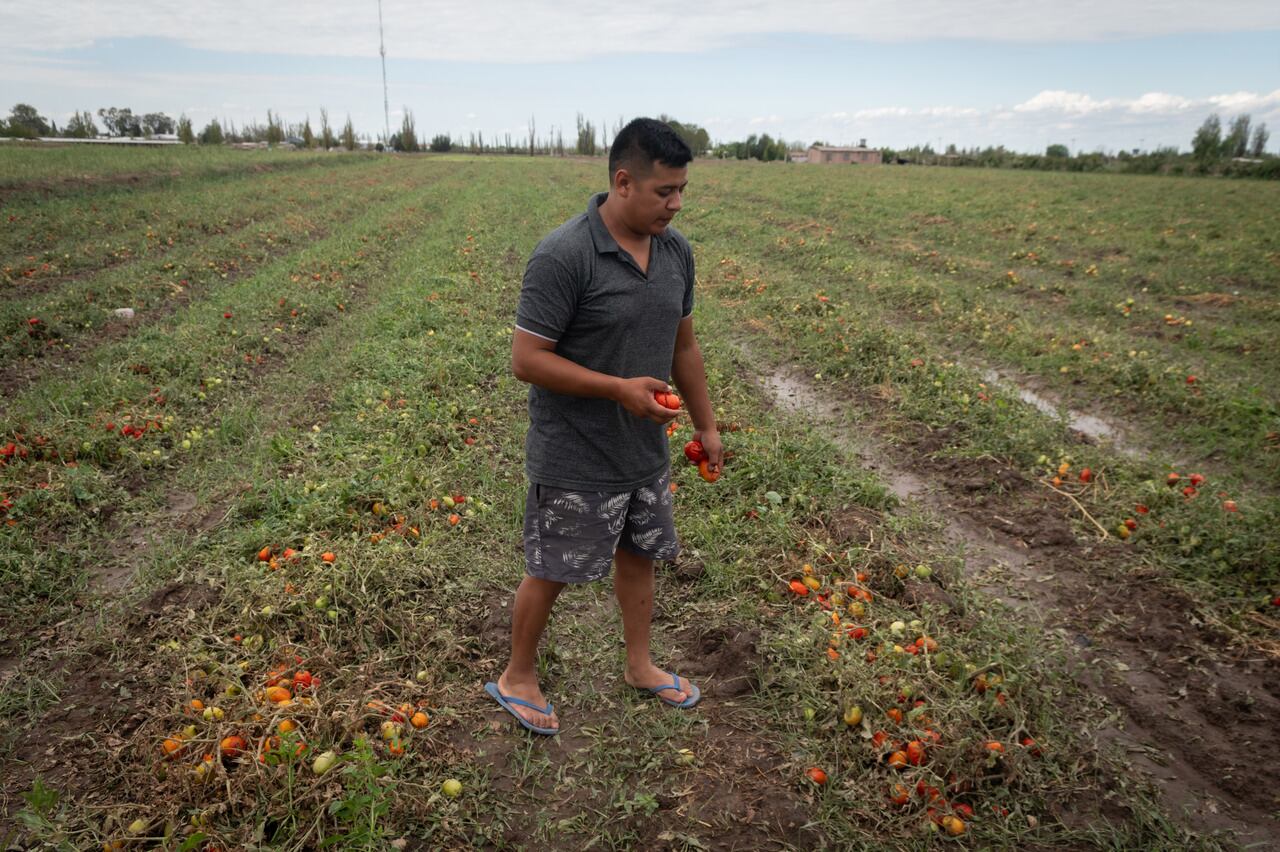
<box><xmin>586</xmin><ymin>192</ymin><xmax>620</xmax><ymax>255</ymax></box>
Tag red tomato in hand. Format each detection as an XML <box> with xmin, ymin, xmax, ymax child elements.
<box><xmin>683</xmin><ymin>440</ymin><xmax>708</xmax><ymax>464</ymax></box>
<box><xmin>654</xmin><ymin>391</ymin><xmax>681</xmax><ymax>410</ymax></box>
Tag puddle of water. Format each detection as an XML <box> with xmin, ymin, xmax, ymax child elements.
<box><xmin>754</xmin><ymin>358</ymin><xmax>1037</xmax><ymax>577</ymax></box>
<box><xmin>757</xmin><ymin>367</ymin><xmax>929</xmax><ymax>502</ymax></box>
<box><xmin>981</xmin><ymin>369</ymin><xmax>1136</xmax><ymax>456</ymax></box>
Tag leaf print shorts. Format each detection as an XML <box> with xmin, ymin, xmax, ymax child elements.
<box><xmin>523</xmin><ymin>469</ymin><xmax>680</xmax><ymax>584</ymax></box>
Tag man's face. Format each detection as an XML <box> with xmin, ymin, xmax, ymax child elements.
<box><xmin>617</xmin><ymin>161</ymin><xmax>688</xmax><ymax>236</ymax></box>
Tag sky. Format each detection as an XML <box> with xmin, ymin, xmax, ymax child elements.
<box><xmin>3</xmin><ymin>1</ymin><xmax>1279</xmax><ymax>153</ymax></box>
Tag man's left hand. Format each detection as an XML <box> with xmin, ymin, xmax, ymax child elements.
<box><xmin>693</xmin><ymin>428</ymin><xmax>724</xmax><ymax>473</ymax></box>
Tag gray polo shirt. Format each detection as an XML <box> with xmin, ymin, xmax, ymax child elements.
<box><xmin>515</xmin><ymin>191</ymin><xmax>695</xmax><ymax>492</ymax></box>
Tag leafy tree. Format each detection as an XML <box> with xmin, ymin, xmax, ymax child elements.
<box><xmin>266</xmin><ymin>111</ymin><xmax>284</xmax><ymax>146</ymax></box>
<box><xmin>142</xmin><ymin>112</ymin><xmax>175</xmax><ymax>136</ymax></box>
<box><xmin>575</xmin><ymin>113</ymin><xmax>597</xmax><ymax>156</ymax></box>
<box><xmin>429</xmin><ymin>133</ymin><xmax>452</xmax><ymax>152</ymax></box>
<box><xmin>177</xmin><ymin>115</ymin><xmax>195</xmax><ymax>144</ymax></box>
<box><xmin>301</xmin><ymin>116</ymin><xmax>315</xmax><ymax>148</ymax></box>
<box><xmin>1191</xmin><ymin>114</ymin><xmax>1222</xmax><ymax>166</ymax></box>
<box><xmin>1250</xmin><ymin>122</ymin><xmax>1269</xmax><ymax>157</ymax></box>
<box><xmin>660</xmin><ymin>116</ymin><xmax>711</xmax><ymax>156</ymax></box>
<box><xmin>199</xmin><ymin>118</ymin><xmax>224</xmax><ymax>145</ymax></box>
<box><xmin>1223</xmin><ymin>114</ymin><xmax>1251</xmax><ymax>158</ymax></box>
<box><xmin>341</xmin><ymin>115</ymin><xmax>356</xmax><ymax>151</ymax></box>
<box><xmin>6</xmin><ymin>103</ymin><xmax>50</xmax><ymax>137</ymax></box>
<box><xmin>395</xmin><ymin>109</ymin><xmax>419</xmax><ymax>152</ymax></box>
<box><xmin>319</xmin><ymin>109</ymin><xmax>335</xmax><ymax>150</ymax></box>
<box><xmin>97</xmin><ymin>107</ymin><xmax>140</xmax><ymax>137</ymax></box>
<box><xmin>64</xmin><ymin>110</ymin><xmax>98</xmax><ymax>138</ymax></box>
<box><xmin>1046</xmin><ymin>143</ymin><xmax>1069</xmax><ymax>157</ymax></box>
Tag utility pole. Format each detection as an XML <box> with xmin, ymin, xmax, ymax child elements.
<box><xmin>377</xmin><ymin>0</ymin><xmax>390</xmax><ymax>147</ymax></box>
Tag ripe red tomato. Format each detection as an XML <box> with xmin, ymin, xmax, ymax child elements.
<box><xmin>697</xmin><ymin>460</ymin><xmax>720</xmax><ymax>483</ymax></box>
<box><xmin>683</xmin><ymin>440</ymin><xmax>708</xmax><ymax>464</ymax></box>
<box><xmin>805</xmin><ymin>766</ymin><xmax>828</xmax><ymax>785</ymax></box>
<box><xmin>654</xmin><ymin>391</ymin><xmax>681</xmax><ymax>410</ymax></box>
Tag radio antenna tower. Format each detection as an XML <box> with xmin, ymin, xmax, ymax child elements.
<box><xmin>377</xmin><ymin>0</ymin><xmax>390</xmax><ymax>146</ymax></box>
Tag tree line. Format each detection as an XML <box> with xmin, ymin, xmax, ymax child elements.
<box><xmin>0</xmin><ymin>103</ymin><xmax>753</xmax><ymax>161</ymax></box>
<box><xmin>879</xmin><ymin>112</ymin><xmax>1274</xmax><ymax>179</ymax></box>
<box><xmin>11</xmin><ymin>100</ymin><xmax>1268</xmax><ymax>177</ymax></box>
<box><xmin>0</xmin><ymin>103</ymin><xmax>364</xmax><ymax>150</ymax></box>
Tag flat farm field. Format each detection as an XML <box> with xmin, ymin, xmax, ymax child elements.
<box><xmin>1</xmin><ymin>147</ymin><xmax>1278</xmax><ymax>850</ymax></box>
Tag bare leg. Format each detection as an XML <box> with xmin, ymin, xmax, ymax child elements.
<box><xmin>497</xmin><ymin>575</ymin><xmax>565</xmax><ymax>730</ymax></box>
<box><xmin>614</xmin><ymin>547</ymin><xmax>695</xmax><ymax>702</ymax></box>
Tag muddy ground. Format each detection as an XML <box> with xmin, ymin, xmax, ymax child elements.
<box><xmin>755</xmin><ymin>358</ymin><xmax>1280</xmax><ymax>849</ymax></box>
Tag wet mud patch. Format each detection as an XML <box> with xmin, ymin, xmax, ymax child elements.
<box><xmin>645</xmin><ymin>723</ymin><xmax>823</xmax><ymax>850</ymax></box>
<box><xmin>816</xmin><ymin>503</ymin><xmax>881</xmax><ymax>548</ymax></box>
<box><xmin>1078</xmin><ymin>571</ymin><xmax>1280</xmax><ymax>831</ymax></box>
<box><xmin>673</xmin><ymin>625</ymin><xmax>762</xmax><ymax>700</ymax></box>
<box><xmin>138</xmin><ymin>580</ymin><xmax>221</xmax><ymax>618</ymax></box>
<box><xmin>0</xmin><ymin>647</ymin><xmax>150</xmax><ymax>820</ymax></box>
<box><xmin>918</xmin><ymin>453</ymin><xmax>1077</xmax><ymax>549</ymax></box>
<box><xmin>661</xmin><ymin>554</ymin><xmax>706</xmax><ymax>583</ymax></box>
<box><xmin>461</xmin><ymin>597</ymin><xmax>512</xmax><ymax>662</ymax></box>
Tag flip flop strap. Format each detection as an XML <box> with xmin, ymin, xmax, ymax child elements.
<box><xmin>502</xmin><ymin>692</ymin><xmax>552</xmax><ymax>715</ymax></box>
<box><xmin>649</xmin><ymin>672</ymin><xmax>683</xmax><ymax>696</ymax></box>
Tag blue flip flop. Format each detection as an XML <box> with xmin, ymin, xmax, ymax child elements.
<box><xmin>484</xmin><ymin>681</ymin><xmax>560</xmax><ymax>736</ymax></box>
<box><xmin>639</xmin><ymin>671</ymin><xmax>701</xmax><ymax>709</ymax></box>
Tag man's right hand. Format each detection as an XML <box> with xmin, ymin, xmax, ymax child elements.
<box><xmin>614</xmin><ymin>376</ymin><xmax>680</xmax><ymax>423</ymax></box>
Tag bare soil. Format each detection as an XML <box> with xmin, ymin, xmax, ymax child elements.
<box><xmin>458</xmin><ymin>591</ymin><xmax>817</xmax><ymax>849</ymax></box>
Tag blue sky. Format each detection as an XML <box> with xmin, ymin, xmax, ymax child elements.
<box><xmin>3</xmin><ymin>1</ymin><xmax>1279</xmax><ymax>152</ymax></box>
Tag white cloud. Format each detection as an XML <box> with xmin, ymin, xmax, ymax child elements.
<box><xmin>1129</xmin><ymin>92</ymin><xmax>1194</xmax><ymax>114</ymax></box>
<box><xmin>796</xmin><ymin>87</ymin><xmax>1280</xmax><ymax>152</ymax></box>
<box><xmin>1011</xmin><ymin>88</ymin><xmax>1280</xmax><ymax>119</ymax></box>
<box><xmin>1207</xmin><ymin>89</ymin><xmax>1280</xmax><ymax>111</ymax></box>
<box><xmin>8</xmin><ymin>1</ymin><xmax>1280</xmax><ymax>63</ymax></box>
<box><xmin>854</xmin><ymin>106</ymin><xmax>914</xmax><ymax>119</ymax></box>
<box><xmin>1014</xmin><ymin>90</ymin><xmax>1114</xmax><ymax>114</ymax></box>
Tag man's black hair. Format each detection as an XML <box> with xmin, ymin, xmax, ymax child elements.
<box><xmin>608</xmin><ymin>118</ymin><xmax>692</xmax><ymax>185</ymax></box>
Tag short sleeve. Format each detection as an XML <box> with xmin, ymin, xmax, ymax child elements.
<box><xmin>681</xmin><ymin>243</ymin><xmax>695</xmax><ymax>318</ymax></box>
<box><xmin>515</xmin><ymin>252</ymin><xmax>581</xmax><ymax>342</ymax></box>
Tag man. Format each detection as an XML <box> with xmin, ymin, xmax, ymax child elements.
<box><xmin>485</xmin><ymin>118</ymin><xmax>722</xmax><ymax>735</ymax></box>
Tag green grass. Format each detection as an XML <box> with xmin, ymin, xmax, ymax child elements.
<box><xmin>0</xmin><ymin>150</ymin><xmax>1266</xmax><ymax>850</ymax></box>
<box><xmin>0</xmin><ymin>142</ymin><xmax>334</xmax><ymax>186</ymax></box>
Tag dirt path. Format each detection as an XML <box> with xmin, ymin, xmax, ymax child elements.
<box><xmin>752</xmin><ymin>353</ymin><xmax>1280</xmax><ymax>850</ymax></box>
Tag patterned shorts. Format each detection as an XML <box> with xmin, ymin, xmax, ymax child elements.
<box><xmin>523</xmin><ymin>469</ymin><xmax>680</xmax><ymax>584</ymax></box>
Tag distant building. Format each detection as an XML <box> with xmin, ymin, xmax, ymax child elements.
<box><xmin>788</xmin><ymin>150</ymin><xmax>809</xmax><ymax>163</ymax></box>
<box><xmin>806</xmin><ymin>139</ymin><xmax>881</xmax><ymax>165</ymax></box>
